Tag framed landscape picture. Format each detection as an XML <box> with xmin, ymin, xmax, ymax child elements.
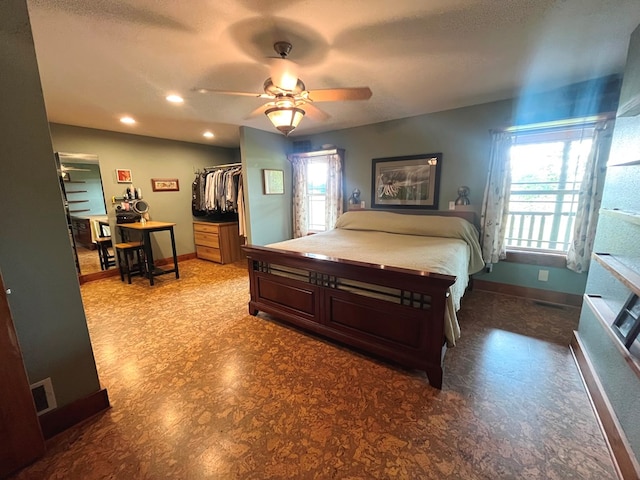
<box><xmin>263</xmin><ymin>169</ymin><xmax>284</xmax><ymax>195</ymax></box>
<box><xmin>371</xmin><ymin>153</ymin><xmax>442</xmax><ymax>209</ymax></box>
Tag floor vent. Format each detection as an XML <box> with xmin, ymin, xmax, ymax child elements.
<box><xmin>533</xmin><ymin>300</ymin><xmax>566</xmax><ymax>309</ymax></box>
<box><xmin>30</xmin><ymin>377</ymin><xmax>57</xmax><ymax>415</ymax></box>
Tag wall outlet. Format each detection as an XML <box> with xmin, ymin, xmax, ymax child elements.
<box><xmin>538</xmin><ymin>269</ymin><xmax>549</xmax><ymax>282</ymax></box>
<box><xmin>30</xmin><ymin>377</ymin><xmax>57</xmax><ymax>415</ymax></box>
<box><xmin>448</xmin><ymin>201</ymin><xmax>455</xmax><ymax>210</ymax></box>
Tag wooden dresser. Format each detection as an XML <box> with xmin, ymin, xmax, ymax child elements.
<box><xmin>193</xmin><ymin>221</ymin><xmax>243</xmax><ymax>264</ymax></box>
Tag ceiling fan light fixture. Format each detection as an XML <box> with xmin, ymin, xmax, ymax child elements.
<box><xmin>265</xmin><ymin>106</ymin><xmax>305</xmax><ymax>136</ymax></box>
<box><xmin>269</xmin><ymin>58</ymin><xmax>298</xmax><ymax>91</ymax></box>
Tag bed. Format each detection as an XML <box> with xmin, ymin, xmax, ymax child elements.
<box><xmin>243</xmin><ymin>210</ymin><xmax>484</xmax><ymax>388</ymax></box>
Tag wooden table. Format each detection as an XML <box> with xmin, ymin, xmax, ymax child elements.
<box><xmin>118</xmin><ymin>221</ymin><xmax>179</xmax><ymax>285</ymax></box>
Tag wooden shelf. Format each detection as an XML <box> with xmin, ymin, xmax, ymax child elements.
<box><xmin>585</xmin><ymin>294</ymin><xmax>640</xmax><ymax>380</ymax></box>
<box><xmin>600</xmin><ymin>208</ymin><xmax>640</xmax><ymax>227</ymax></box>
<box><xmin>607</xmin><ymin>159</ymin><xmax>640</xmax><ymax>167</ymax></box>
<box><xmin>593</xmin><ymin>253</ymin><xmax>640</xmax><ymax>298</ymax></box>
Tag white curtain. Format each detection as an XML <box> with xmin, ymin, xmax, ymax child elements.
<box><xmin>566</xmin><ymin>120</ymin><xmax>612</xmax><ymax>273</ymax></box>
<box><xmin>325</xmin><ymin>153</ymin><xmax>343</xmax><ymax>231</ymax></box>
<box><xmin>480</xmin><ymin>131</ymin><xmax>513</xmax><ymax>264</ymax></box>
<box><xmin>289</xmin><ymin>151</ymin><xmax>343</xmax><ymax>238</ymax></box>
<box><xmin>290</xmin><ymin>155</ymin><xmax>309</xmax><ymax>238</ymax></box>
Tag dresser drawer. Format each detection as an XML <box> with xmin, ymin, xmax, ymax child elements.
<box><xmin>194</xmin><ymin>231</ymin><xmax>219</xmax><ymax>248</ymax></box>
<box><xmin>196</xmin><ymin>245</ymin><xmax>222</xmax><ymax>263</ymax></box>
<box><xmin>194</xmin><ymin>222</ymin><xmax>221</xmax><ymax>234</ymax></box>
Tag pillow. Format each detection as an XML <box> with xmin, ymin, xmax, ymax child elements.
<box><xmin>335</xmin><ymin>210</ymin><xmax>485</xmax><ymax>273</ymax></box>
<box><xmin>335</xmin><ymin>210</ymin><xmax>470</xmax><ymax>237</ymax></box>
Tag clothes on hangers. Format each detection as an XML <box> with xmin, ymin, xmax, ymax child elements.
<box><xmin>192</xmin><ymin>165</ymin><xmax>245</xmax><ymax>238</ymax></box>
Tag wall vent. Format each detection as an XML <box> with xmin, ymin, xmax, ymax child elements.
<box><xmin>291</xmin><ymin>140</ymin><xmax>311</xmax><ymax>153</ymax></box>
<box><xmin>30</xmin><ymin>377</ymin><xmax>57</xmax><ymax>415</ymax></box>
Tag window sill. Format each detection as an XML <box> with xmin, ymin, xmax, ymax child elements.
<box><xmin>505</xmin><ymin>249</ymin><xmax>567</xmax><ymax>268</ymax></box>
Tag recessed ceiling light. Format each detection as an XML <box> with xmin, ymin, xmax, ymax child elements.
<box><xmin>166</xmin><ymin>94</ymin><xmax>184</xmax><ymax>104</ymax></box>
<box><xmin>203</xmin><ymin>131</ymin><xmax>214</xmax><ymax>138</ymax></box>
<box><xmin>120</xmin><ymin>116</ymin><xmax>136</xmax><ymax>125</ymax></box>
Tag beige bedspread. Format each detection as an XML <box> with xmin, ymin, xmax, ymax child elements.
<box><xmin>267</xmin><ymin>212</ymin><xmax>484</xmax><ymax>346</ymax></box>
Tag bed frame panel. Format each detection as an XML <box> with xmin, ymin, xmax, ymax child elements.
<box><xmin>244</xmin><ymin>245</ymin><xmax>456</xmax><ymax>388</ymax></box>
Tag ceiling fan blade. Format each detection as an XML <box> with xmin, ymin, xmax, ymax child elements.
<box><xmin>306</xmin><ymin>87</ymin><xmax>372</xmax><ymax>102</ymax></box>
<box><xmin>192</xmin><ymin>87</ymin><xmax>273</xmax><ymax>99</ymax></box>
<box><xmin>245</xmin><ymin>103</ymin><xmax>273</xmax><ymax>119</ymax></box>
<box><xmin>302</xmin><ymin>102</ymin><xmax>330</xmax><ymax>121</ymax></box>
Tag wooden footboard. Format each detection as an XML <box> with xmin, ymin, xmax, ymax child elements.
<box><xmin>243</xmin><ymin>245</ymin><xmax>456</xmax><ymax>388</ymax></box>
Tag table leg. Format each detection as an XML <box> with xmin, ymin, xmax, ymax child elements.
<box><xmin>170</xmin><ymin>227</ymin><xmax>179</xmax><ymax>279</ymax></box>
<box><xmin>143</xmin><ymin>231</ymin><xmax>154</xmax><ymax>286</ymax></box>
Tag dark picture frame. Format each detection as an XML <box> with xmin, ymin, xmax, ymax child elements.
<box><xmin>613</xmin><ymin>293</ymin><xmax>640</xmax><ymax>348</ymax></box>
<box><xmin>371</xmin><ymin>153</ymin><xmax>442</xmax><ymax>209</ymax></box>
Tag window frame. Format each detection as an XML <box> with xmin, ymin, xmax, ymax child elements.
<box><xmin>503</xmin><ymin>121</ymin><xmax>597</xmax><ymax>256</ymax></box>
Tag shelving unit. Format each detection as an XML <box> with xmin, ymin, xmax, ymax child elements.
<box><xmin>600</xmin><ymin>208</ymin><xmax>640</xmax><ymax>226</ymax></box>
<box><xmin>593</xmin><ymin>253</ymin><xmax>640</xmax><ymax>297</ymax></box>
<box><xmin>587</xmin><ymin>253</ymin><xmax>640</xmax><ymax>379</ymax></box>
<box><xmin>63</xmin><ymin>179</ymin><xmax>91</xmax><ymax>214</ymax></box>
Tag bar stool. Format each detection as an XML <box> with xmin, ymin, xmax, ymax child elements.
<box><xmin>94</xmin><ymin>220</ymin><xmax>115</xmax><ymax>270</ymax></box>
<box><xmin>114</xmin><ymin>241</ymin><xmax>145</xmax><ymax>284</ymax></box>
<box><xmin>95</xmin><ymin>237</ymin><xmax>115</xmax><ymax>270</ymax></box>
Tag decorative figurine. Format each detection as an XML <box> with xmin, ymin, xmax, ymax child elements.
<box><xmin>349</xmin><ymin>188</ymin><xmax>361</xmax><ymax>205</ymax></box>
<box><xmin>455</xmin><ymin>186</ymin><xmax>470</xmax><ymax>205</ymax></box>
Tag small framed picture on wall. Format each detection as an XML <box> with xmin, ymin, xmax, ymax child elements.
<box><xmin>263</xmin><ymin>169</ymin><xmax>284</xmax><ymax>195</ymax></box>
<box><xmin>151</xmin><ymin>178</ymin><xmax>180</xmax><ymax>192</ymax></box>
<box><xmin>116</xmin><ymin>169</ymin><xmax>132</xmax><ymax>183</ymax></box>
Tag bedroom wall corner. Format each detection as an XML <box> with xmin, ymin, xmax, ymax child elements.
<box><xmin>0</xmin><ymin>0</ymin><xmax>102</xmax><ymax>409</ymax></box>
<box><xmin>239</xmin><ymin>126</ymin><xmax>292</xmax><ymax>245</ymax></box>
<box><xmin>473</xmin><ymin>262</ymin><xmax>588</xmax><ymax>297</ymax></box>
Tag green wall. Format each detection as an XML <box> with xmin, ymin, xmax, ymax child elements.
<box><xmin>298</xmin><ymin>100</ymin><xmax>513</xmax><ymax>211</ymax></box>
<box><xmin>50</xmin><ymin>123</ymin><xmax>238</xmax><ymax>261</ymax></box>
<box><xmin>474</xmin><ymin>262</ymin><xmax>587</xmax><ymax>295</ymax></box>
<box><xmin>0</xmin><ymin>0</ymin><xmax>101</xmax><ymax>407</ymax></box>
<box><xmin>240</xmin><ymin>126</ymin><xmax>291</xmax><ymax>245</ymax></box>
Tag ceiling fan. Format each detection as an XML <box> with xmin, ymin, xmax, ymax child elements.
<box><xmin>194</xmin><ymin>41</ymin><xmax>372</xmax><ymax>135</ymax></box>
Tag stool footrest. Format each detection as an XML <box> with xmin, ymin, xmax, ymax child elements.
<box><xmin>115</xmin><ymin>242</ymin><xmax>145</xmax><ymax>284</ymax></box>
<box><xmin>114</xmin><ymin>241</ymin><xmax>143</xmax><ymax>249</ymax></box>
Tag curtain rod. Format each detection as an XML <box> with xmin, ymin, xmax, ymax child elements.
<box><xmin>490</xmin><ymin>113</ymin><xmax>615</xmax><ymax>134</ymax></box>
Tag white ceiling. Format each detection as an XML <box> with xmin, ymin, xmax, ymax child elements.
<box><xmin>26</xmin><ymin>0</ymin><xmax>640</xmax><ymax>148</ymax></box>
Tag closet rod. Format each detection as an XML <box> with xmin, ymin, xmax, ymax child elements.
<box><xmin>204</xmin><ymin>162</ymin><xmax>242</xmax><ymax>169</ymax></box>
<box><xmin>194</xmin><ymin>162</ymin><xmax>242</xmax><ymax>174</ymax></box>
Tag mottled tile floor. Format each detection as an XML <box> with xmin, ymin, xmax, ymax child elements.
<box><xmin>11</xmin><ymin>259</ymin><xmax>616</xmax><ymax>479</ymax></box>
<box><xmin>77</xmin><ymin>245</ymin><xmax>107</xmax><ymax>275</ymax></box>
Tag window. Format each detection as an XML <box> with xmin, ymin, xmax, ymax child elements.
<box><xmin>289</xmin><ymin>149</ymin><xmax>343</xmax><ymax>238</ymax></box>
<box><xmin>306</xmin><ymin>159</ymin><xmax>328</xmax><ymax>233</ymax></box>
<box><xmin>505</xmin><ymin>126</ymin><xmax>594</xmax><ymax>253</ymax></box>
